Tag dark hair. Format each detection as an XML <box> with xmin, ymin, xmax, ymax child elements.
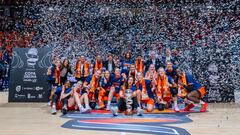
<box><xmin>62</xmin><ymin>58</ymin><xmax>69</xmax><ymax>66</ymax></box>
<box><xmin>124</xmin><ymin>51</ymin><xmax>132</xmax><ymax>59</ymax></box>
<box><xmin>125</xmin><ymin>76</ymin><xmax>134</xmax><ymax>89</ymax></box>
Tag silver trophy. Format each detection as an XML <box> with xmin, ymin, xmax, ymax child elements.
<box><xmin>110</xmin><ymin>97</ymin><xmax>118</xmax><ymax>116</ymax></box>
<box><xmin>125</xmin><ymin>89</ymin><xmax>133</xmax><ymax>115</ymax></box>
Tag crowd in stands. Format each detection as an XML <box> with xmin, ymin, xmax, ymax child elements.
<box><xmin>0</xmin><ymin>0</ymin><xmax>239</xmax><ymax>103</ymax></box>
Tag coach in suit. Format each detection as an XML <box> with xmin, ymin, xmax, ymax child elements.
<box><xmin>145</xmin><ymin>52</ymin><xmax>163</xmax><ymax>72</ymax></box>
<box><xmin>103</xmin><ymin>53</ymin><xmax>115</xmax><ymax>73</ymax></box>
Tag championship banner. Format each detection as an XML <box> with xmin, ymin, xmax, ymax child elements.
<box><xmin>8</xmin><ymin>47</ymin><xmax>52</xmax><ymax>102</ymax></box>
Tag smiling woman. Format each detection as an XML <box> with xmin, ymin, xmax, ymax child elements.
<box><xmin>0</xmin><ymin>0</ymin><xmax>240</xmax><ymax>135</ymax></box>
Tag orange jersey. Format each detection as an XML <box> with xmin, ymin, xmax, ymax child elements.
<box><xmin>55</xmin><ymin>67</ymin><xmax>61</xmax><ymax>85</ymax></box>
<box><xmin>135</xmin><ymin>59</ymin><xmax>144</xmax><ymax>73</ymax></box>
<box><xmin>156</xmin><ymin>75</ymin><xmax>171</xmax><ymax>98</ymax></box>
<box><xmin>75</xmin><ymin>61</ymin><xmax>90</xmax><ymax>78</ymax></box>
<box><xmin>94</xmin><ymin>60</ymin><xmax>103</xmax><ymax>72</ymax></box>
<box><xmin>178</xmin><ymin>73</ymin><xmax>188</xmax><ymax>97</ymax></box>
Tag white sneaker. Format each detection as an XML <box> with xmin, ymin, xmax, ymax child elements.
<box><xmin>51</xmin><ymin>106</ymin><xmax>57</xmax><ymax>115</ymax></box>
<box><xmin>62</xmin><ymin>105</ymin><xmax>68</xmax><ymax>115</ymax></box>
<box><xmin>174</xmin><ymin>105</ymin><xmax>180</xmax><ymax>112</ymax></box>
<box><xmin>137</xmin><ymin>107</ymin><xmax>144</xmax><ymax>116</ymax></box>
<box><xmin>79</xmin><ymin>106</ymin><xmax>85</xmax><ymax>113</ymax></box>
<box><xmin>110</xmin><ymin>106</ymin><xmax>118</xmax><ymax>116</ymax></box>
<box><xmin>47</xmin><ymin>101</ymin><xmax>51</xmax><ymax>106</ymax></box>
<box><xmin>82</xmin><ymin>107</ymin><xmax>92</xmax><ymax>114</ymax></box>
<box><xmin>106</xmin><ymin>104</ymin><xmax>110</xmax><ymax>111</ymax></box>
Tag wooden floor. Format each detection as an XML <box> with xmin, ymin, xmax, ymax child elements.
<box><xmin>0</xmin><ymin>92</ymin><xmax>240</xmax><ymax>135</ymax></box>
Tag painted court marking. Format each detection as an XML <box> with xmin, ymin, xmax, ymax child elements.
<box><xmin>61</xmin><ymin>111</ymin><xmax>193</xmax><ymax>134</ymax></box>
<box><xmin>75</xmin><ymin>121</ymin><xmax>179</xmax><ymax>134</ymax></box>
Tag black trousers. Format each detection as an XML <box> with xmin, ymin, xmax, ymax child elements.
<box><xmin>61</xmin><ymin>95</ymin><xmax>70</xmax><ymax>107</ymax></box>
<box><xmin>52</xmin><ymin>93</ymin><xmax>60</xmax><ymax>105</ymax></box>
<box><xmin>52</xmin><ymin>94</ymin><xmax>70</xmax><ymax>108</ymax></box>
<box><xmin>118</xmin><ymin>97</ymin><xmax>138</xmax><ymax>112</ymax></box>
<box><xmin>75</xmin><ymin>77</ymin><xmax>86</xmax><ymax>83</ymax></box>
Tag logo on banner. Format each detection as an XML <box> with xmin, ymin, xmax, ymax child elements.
<box><xmin>9</xmin><ymin>47</ymin><xmax>52</xmax><ymax>102</ymax></box>
<box><xmin>16</xmin><ymin>85</ymin><xmax>21</xmax><ymax>92</ymax></box>
<box><xmin>25</xmin><ymin>48</ymin><xmax>39</xmax><ymax>68</ymax></box>
<box><xmin>23</xmin><ymin>48</ymin><xmax>39</xmax><ymax>83</ymax></box>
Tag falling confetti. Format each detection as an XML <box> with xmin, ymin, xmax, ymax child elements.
<box><xmin>0</xmin><ymin>1</ymin><xmax>239</xmax><ymax>102</ymax></box>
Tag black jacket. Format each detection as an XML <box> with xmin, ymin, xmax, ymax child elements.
<box><xmin>145</xmin><ymin>58</ymin><xmax>163</xmax><ymax>71</ymax></box>
<box><xmin>103</xmin><ymin>60</ymin><xmax>115</xmax><ymax>72</ymax></box>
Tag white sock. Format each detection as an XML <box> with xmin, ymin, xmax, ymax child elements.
<box><xmin>78</xmin><ymin>104</ymin><xmax>82</xmax><ymax>109</ymax></box>
<box><xmin>200</xmin><ymin>100</ymin><xmax>205</xmax><ymax>104</ymax></box>
<box><xmin>52</xmin><ymin>104</ymin><xmax>56</xmax><ymax>108</ymax></box>
<box><xmin>107</xmin><ymin>101</ymin><xmax>111</xmax><ymax>106</ymax></box>
<box><xmin>174</xmin><ymin>100</ymin><xmax>178</xmax><ymax>107</ymax></box>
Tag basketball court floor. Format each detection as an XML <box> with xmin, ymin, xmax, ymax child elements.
<box><xmin>0</xmin><ymin>92</ymin><xmax>239</xmax><ymax>135</ymax></box>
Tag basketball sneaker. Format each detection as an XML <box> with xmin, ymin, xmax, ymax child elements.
<box><xmin>51</xmin><ymin>105</ymin><xmax>57</xmax><ymax>115</ymax></box>
<box><xmin>200</xmin><ymin>102</ymin><xmax>208</xmax><ymax>112</ymax></box>
<box><xmin>183</xmin><ymin>103</ymin><xmax>195</xmax><ymax>111</ymax></box>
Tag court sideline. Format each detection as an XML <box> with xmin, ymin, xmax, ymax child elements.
<box><xmin>0</xmin><ymin>92</ymin><xmax>239</xmax><ymax>135</ymax></box>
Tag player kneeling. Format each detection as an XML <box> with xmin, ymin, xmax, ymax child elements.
<box><xmin>155</xmin><ymin>68</ymin><xmax>179</xmax><ymax>112</ymax></box>
<box><xmin>176</xmin><ymin>69</ymin><xmax>208</xmax><ymax>112</ymax></box>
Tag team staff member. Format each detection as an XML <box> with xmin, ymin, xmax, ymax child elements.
<box><xmin>103</xmin><ymin>53</ymin><xmax>115</xmax><ymax>73</ymax></box>
<box><xmin>75</xmin><ymin>55</ymin><xmax>90</xmax><ymax>82</ymax></box>
<box><xmin>61</xmin><ymin>58</ymin><xmax>73</xmax><ymax>85</ymax></box>
<box><xmin>93</xmin><ymin>55</ymin><xmax>103</xmax><ymax>73</ymax></box>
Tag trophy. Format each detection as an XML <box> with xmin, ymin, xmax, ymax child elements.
<box><xmin>125</xmin><ymin>89</ymin><xmax>133</xmax><ymax>115</ymax></box>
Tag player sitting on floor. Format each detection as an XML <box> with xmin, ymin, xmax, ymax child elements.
<box><xmin>51</xmin><ymin>79</ymin><xmax>69</xmax><ymax>115</ymax></box>
<box><xmin>60</xmin><ymin>80</ymin><xmax>73</xmax><ymax>115</ymax></box>
<box><xmin>176</xmin><ymin>69</ymin><xmax>208</xmax><ymax>112</ymax></box>
<box><xmin>118</xmin><ymin>76</ymin><xmax>143</xmax><ymax>116</ymax></box>
<box><xmin>72</xmin><ymin>81</ymin><xmax>92</xmax><ymax>113</ymax></box>
<box><xmin>84</xmin><ymin>70</ymin><xmax>102</xmax><ymax>109</ymax></box>
<box><xmin>106</xmin><ymin>68</ymin><xmax>127</xmax><ymax>110</ymax></box>
<box><xmin>135</xmin><ymin>72</ymin><xmax>155</xmax><ymax>112</ymax></box>
<box><xmin>99</xmin><ymin>70</ymin><xmax>113</xmax><ymax>109</ymax></box>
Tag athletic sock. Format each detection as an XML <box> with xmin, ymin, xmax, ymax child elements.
<box><xmin>174</xmin><ymin>100</ymin><xmax>178</xmax><ymax>107</ymax></box>
<box><xmin>200</xmin><ymin>100</ymin><xmax>205</xmax><ymax>104</ymax></box>
<box><xmin>107</xmin><ymin>101</ymin><xmax>111</xmax><ymax>106</ymax></box>
<box><xmin>78</xmin><ymin>104</ymin><xmax>82</xmax><ymax>109</ymax></box>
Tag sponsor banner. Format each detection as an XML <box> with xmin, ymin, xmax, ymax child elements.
<box><xmin>9</xmin><ymin>47</ymin><xmax>52</xmax><ymax>102</ymax></box>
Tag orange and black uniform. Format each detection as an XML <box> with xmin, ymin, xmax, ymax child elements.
<box><xmin>135</xmin><ymin>59</ymin><xmax>144</xmax><ymax>74</ymax></box>
<box><xmin>85</xmin><ymin>75</ymin><xmax>100</xmax><ymax>101</ymax></box>
<box><xmin>156</xmin><ymin>75</ymin><xmax>173</xmax><ymax>102</ymax></box>
<box><xmin>118</xmin><ymin>85</ymin><xmax>138</xmax><ymax>111</ymax></box>
<box><xmin>136</xmin><ymin>79</ymin><xmax>155</xmax><ymax>106</ymax></box>
<box><xmin>179</xmin><ymin>73</ymin><xmax>206</xmax><ymax>97</ymax></box>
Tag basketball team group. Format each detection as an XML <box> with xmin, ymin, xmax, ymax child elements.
<box><xmin>47</xmin><ymin>48</ymin><xmax>208</xmax><ymax>116</ymax></box>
